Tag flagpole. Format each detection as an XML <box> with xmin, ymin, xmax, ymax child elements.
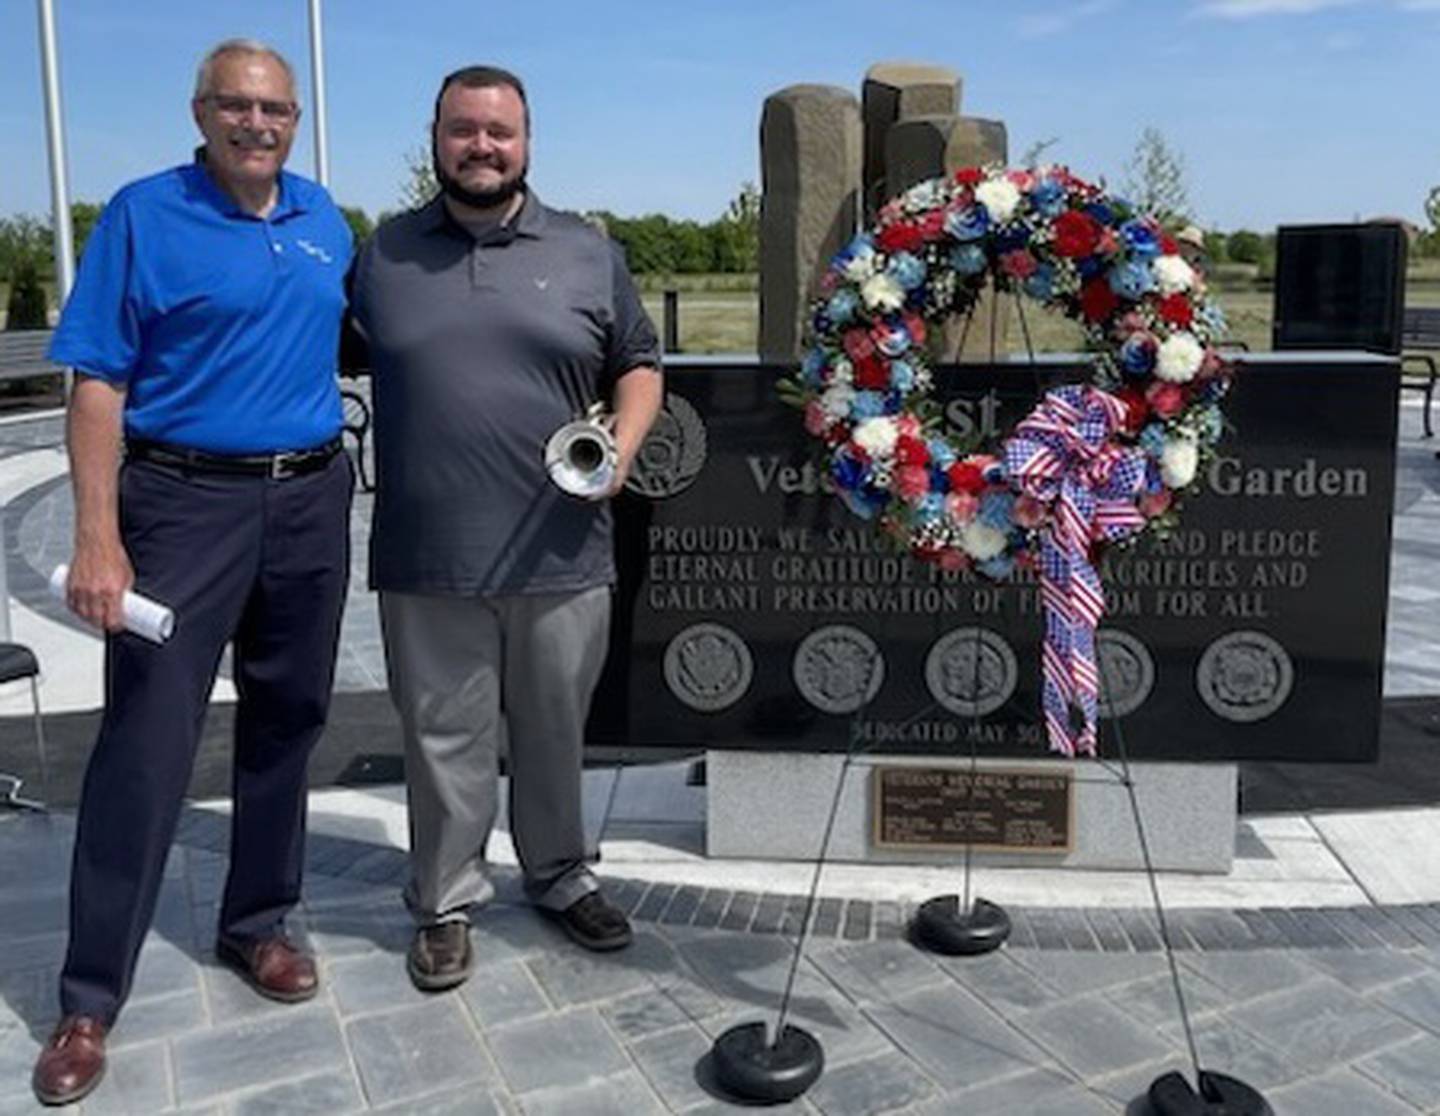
<box><xmin>37</xmin><ymin>0</ymin><xmax>75</xmax><ymax>322</ymax></box>
<box><xmin>307</xmin><ymin>0</ymin><xmax>330</xmax><ymax>187</ymax></box>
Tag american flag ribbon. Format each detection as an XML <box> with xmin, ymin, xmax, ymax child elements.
<box><xmin>1005</xmin><ymin>385</ymin><xmax>1148</xmax><ymax>756</ymax></box>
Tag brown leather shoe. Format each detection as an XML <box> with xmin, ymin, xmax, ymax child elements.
<box><xmin>32</xmin><ymin>1015</ymin><xmax>107</xmax><ymax>1106</ymax></box>
<box><xmin>407</xmin><ymin>922</ymin><xmax>473</xmax><ymax>991</ymax></box>
<box><xmin>216</xmin><ymin>935</ymin><xmax>319</xmax><ymax>1003</ymax></box>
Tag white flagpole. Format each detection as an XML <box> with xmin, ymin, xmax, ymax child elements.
<box><xmin>37</xmin><ymin>0</ymin><xmax>75</xmax><ymax>315</ymax></box>
<box><xmin>307</xmin><ymin>0</ymin><xmax>330</xmax><ymax>187</ymax></box>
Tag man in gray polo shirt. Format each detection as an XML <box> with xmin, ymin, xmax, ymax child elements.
<box><xmin>348</xmin><ymin>65</ymin><xmax>661</xmax><ymax>988</ymax></box>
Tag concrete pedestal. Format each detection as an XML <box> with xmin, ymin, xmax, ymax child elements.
<box><xmin>706</xmin><ymin>751</ymin><xmax>1237</xmax><ymax>873</ymax></box>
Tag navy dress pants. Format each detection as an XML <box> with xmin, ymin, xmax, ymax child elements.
<box><xmin>59</xmin><ymin>453</ymin><xmax>353</xmax><ymax>1024</ymax></box>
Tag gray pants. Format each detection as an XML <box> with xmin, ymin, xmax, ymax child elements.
<box><xmin>380</xmin><ymin>586</ymin><xmax>609</xmax><ymax>924</ymax></box>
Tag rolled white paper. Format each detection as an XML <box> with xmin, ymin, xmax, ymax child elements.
<box><xmin>49</xmin><ymin>564</ymin><xmax>176</xmax><ymax>643</ymax></box>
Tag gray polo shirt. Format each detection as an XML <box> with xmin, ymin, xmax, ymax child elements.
<box><xmin>351</xmin><ymin>192</ymin><xmax>660</xmax><ymax>595</ymax></box>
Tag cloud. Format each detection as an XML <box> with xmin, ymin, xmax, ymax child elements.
<box><xmin>1017</xmin><ymin>0</ymin><xmax>1120</xmax><ymax>37</ymax></box>
<box><xmin>1193</xmin><ymin>0</ymin><xmax>1357</xmax><ymax>17</ymax></box>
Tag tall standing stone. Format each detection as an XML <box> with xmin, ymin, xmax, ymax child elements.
<box><xmin>861</xmin><ymin>63</ymin><xmax>959</xmax><ymax>219</ymax></box>
<box><xmin>884</xmin><ymin>115</ymin><xmax>1008</xmax><ymax>200</ymax></box>
<box><xmin>758</xmin><ymin>85</ymin><xmax>862</xmax><ymax>364</ymax></box>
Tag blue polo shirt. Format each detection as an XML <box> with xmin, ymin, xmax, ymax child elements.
<box><xmin>49</xmin><ymin>158</ymin><xmax>351</xmax><ymax>453</ymax></box>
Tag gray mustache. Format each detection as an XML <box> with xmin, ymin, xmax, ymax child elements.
<box><xmin>230</xmin><ymin>130</ymin><xmax>279</xmax><ymax>150</ymax></box>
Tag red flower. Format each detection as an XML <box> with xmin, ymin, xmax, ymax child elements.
<box><xmin>824</xmin><ymin>424</ymin><xmax>849</xmax><ymax>446</ymax></box>
<box><xmin>902</xmin><ymin>311</ymin><xmax>927</xmax><ymax>347</ymax></box>
<box><xmin>1159</xmin><ymin>234</ymin><xmax>1179</xmax><ymax>255</ymax></box>
<box><xmin>953</xmin><ymin>167</ymin><xmax>984</xmax><ymax>186</ymax></box>
<box><xmin>895</xmin><ymin>465</ymin><xmax>931</xmax><ymax>504</ymax></box>
<box><xmin>1080</xmin><ymin>277</ymin><xmax>1120</xmax><ymax>323</ymax></box>
<box><xmin>877</xmin><ymin>222</ymin><xmax>925</xmax><ymax>254</ymax></box>
<box><xmin>853</xmin><ymin>354</ymin><xmax>890</xmax><ymax>390</ymax></box>
<box><xmin>895</xmin><ymin>435</ymin><xmax>929</xmax><ymax>467</ymax></box>
<box><xmin>1053</xmin><ymin>210</ymin><xmax>1102</xmax><ymax>258</ymax></box>
<box><xmin>1115</xmin><ymin>385</ymin><xmax>1149</xmax><ymax>432</ymax></box>
<box><xmin>1000</xmin><ymin>249</ymin><xmax>1038</xmax><ymax>279</ymax></box>
<box><xmin>1157</xmin><ymin>293</ymin><xmax>1194</xmax><ymax>328</ymax></box>
<box><xmin>1147</xmin><ymin>381</ymin><xmax>1186</xmax><ymax>418</ymax></box>
<box><xmin>946</xmin><ymin>460</ymin><xmax>986</xmax><ymax>494</ymax></box>
<box><xmin>918</xmin><ymin>209</ymin><xmax>948</xmax><ymax>241</ymax></box>
<box><xmin>842</xmin><ymin>329</ymin><xmax>875</xmax><ymax>362</ymax></box>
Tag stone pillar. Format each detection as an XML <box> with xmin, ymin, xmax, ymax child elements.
<box><xmin>884</xmin><ymin>115</ymin><xmax>1008</xmax><ymax>199</ymax></box>
<box><xmin>861</xmin><ymin>62</ymin><xmax>959</xmax><ymax>219</ymax></box>
<box><xmin>758</xmin><ymin>84</ymin><xmax>862</xmax><ymax>364</ymax></box>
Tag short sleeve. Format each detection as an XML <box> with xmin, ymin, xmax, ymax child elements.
<box><xmin>604</xmin><ymin>241</ymin><xmax>661</xmax><ymax>381</ymax></box>
<box><xmin>47</xmin><ymin>199</ymin><xmax>143</xmax><ymax>382</ymax></box>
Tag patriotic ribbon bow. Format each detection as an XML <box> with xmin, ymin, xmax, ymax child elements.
<box><xmin>1004</xmin><ymin>385</ymin><xmax>1149</xmax><ymax>756</ymax></box>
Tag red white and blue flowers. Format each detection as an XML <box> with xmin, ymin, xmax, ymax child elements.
<box><xmin>787</xmin><ymin>165</ymin><xmax>1235</xmax><ymax>755</ymax></box>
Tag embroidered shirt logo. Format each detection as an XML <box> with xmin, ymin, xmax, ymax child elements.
<box><xmin>295</xmin><ymin>239</ymin><xmax>334</xmax><ymax>264</ymax></box>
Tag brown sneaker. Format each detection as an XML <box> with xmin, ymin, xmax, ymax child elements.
<box><xmin>542</xmin><ymin>892</ymin><xmax>632</xmax><ymax>952</ymax></box>
<box><xmin>407</xmin><ymin>922</ymin><xmax>473</xmax><ymax>991</ymax></box>
<box><xmin>32</xmin><ymin>1015</ymin><xmax>107</xmax><ymax>1106</ymax></box>
<box><xmin>216</xmin><ymin>935</ymin><xmax>319</xmax><ymax>1003</ymax></box>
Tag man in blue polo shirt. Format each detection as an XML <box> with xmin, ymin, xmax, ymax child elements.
<box><xmin>31</xmin><ymin>39</ymin><xmax>353</xmax><ymax>1107</ymax></box>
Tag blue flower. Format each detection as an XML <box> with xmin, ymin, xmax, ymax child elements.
<box><xmin>1120</xmin><ymin>220</ymin><xmax>1161</xmax><ymax>259</ymax></box>
<box><xmin>1084</xmin><ymin>202</ymin><xmax>1115</xmax><ymax>227</ymax></box>
<box><xmin>826</xmin><ymin>288</ymin><xmax>860</xmax><ymax>324</ymax></box>
<box><xmin>929</xmin><ymin>466</ymin><xmax>950</xmax><ymax>493</ymax></box>
<box><xmin>982</xmin><ymin>459</ymin><xmax>1008</xmax><ymax>485</ymax></box>
<box><xmin>927</xmin><ymin>439</ymin><xmax>957</xmax><ymax>469</ymax></box>
<box><xmin>875</xmin><ymin>322</ymin><xmax>911</xmax><ymax>357</ymax></box>
<box><xmin>851</xmin><ymin>391</ymin><xmax>886</xmax><ymax>419</ymax></box>
<box><xmin>889</xmin><ymin>360</ymin><xmax>916</xmax><ymax>392</ymax></box>
<box><xmin>801</xmin><ymin>349</ymin><xmax>827</xmax><ymax>386</ymax></box>
<box><xmin>945</xmin><ymin>205</ymin><xmax>989</xmax><ymax>241</ymax></box>
<box><xmin>887</xmin><ymin>252</ymin><xmax>927</xmax><ymax>291</ymax></box>
<box><xmin>979</xmin><ymin>491</ymin><xmax>1015</xmax><ymax>530</ymax></box>
<box><xmin>1200</xmin><ymin>302</ymin><xmax>1228</xmax><ymax>334</ymax></box>
<box><xmin>978</xmin><ymin>555</ymin><xmax>1015</xmax><ymax>580</ymax></box>
<box><xmin>949</xmin><ymin>244</ymin><xmax>988</xmax><ymax>275</ymax></box>
<box><xmin>1076</xmin><ymin>255</ymin><xmax>1105</xmax><ymax>279</ymax></box>
<box><xmin>1030</xmin><ymin>178</ymin><xmax>1066</xmax><ymax>218</ymax></box>
<box><xmin>1119</xmin><ymin>334</ymin><xmax>1157</xmax><ymax>377</ymax></box>
<box><xmin>1139</xmin><ymin>423</ymin><xmax>1167</xmax><ymax>458</ymax></box>
<box><xmin>1024</xmin><ymin>263</ymin><xmax>1056</xmax><ymax>302</ymax></box>
<box><xmin>835</xmin><ymin>233</ymin><xmax>874</xmax><ymax>268</ymax></box>
<box><xmin>917</xmin><ymin>493</ymin><xmax>946</xmax><ymax>522</ymax></box>
<box><xmin>993</xmin><ymin>225</ymin><xmax>1030</xmax><ymax>253</ymax></box>
<box><xmin>1109</xmin><ymin>260</ymin><xmax>1155</xmax><ymax>300</ymax></box>
<box><xmin>832</xmin><ymin>453</ymin><xmax>868</xmax><ymax>491</ymax></box>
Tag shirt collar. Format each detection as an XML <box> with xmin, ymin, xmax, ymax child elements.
<box><xmin>187</xmin><ymin>147</ymin><xmax>309</xmax><ymax>222</ymax></box>
<box><xmin>420</xmin><ymin>189</ymin><xmax>547</xmax><ymax>241</ymax></box>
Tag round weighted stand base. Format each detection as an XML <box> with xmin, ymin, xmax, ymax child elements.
<box><xmin>910</xmin><ymin>895</ymin><xmax>1011</xmax><ymax>956</ymax></box>
<box><xmin>710</xmin><ymin>1021</ymin><xmax>824</xmax><ymax>1103</ymax></box>
<box><xmin>1149</xmin><ymin>1070</ymin><xmax>1273</xmax><ymax>1115</ymax></box>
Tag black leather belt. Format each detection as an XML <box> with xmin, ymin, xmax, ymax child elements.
<box><xmin>126</xmin><ymin>437</ymin><xmax>342</xmax><ymax>480</ymax></box>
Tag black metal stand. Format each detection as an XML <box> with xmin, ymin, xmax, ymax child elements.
<box><xmin>1101</xmin><ymin>663</ymin><xmax>1273</xmax><ymax>1116</ymax></box>
<box><xmin>909</xmin><ymin>623</ymin><xmax>1010</xmax><ymax>957</ymax></box>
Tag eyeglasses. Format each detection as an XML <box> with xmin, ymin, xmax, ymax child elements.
<box><xmin>203</xmin><ymin>94</ymin><xmax>298</xmax><ymax>124</ymax></box>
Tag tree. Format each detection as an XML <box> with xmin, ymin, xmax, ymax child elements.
<box><xmin>1426</xmin><ymin>185</ymin><xmax>1440</xmax><ymax>232</ymax></box>
<box><xmin>339</xmin><ymin>205</ymin><xmax>374</xmax><ymax>243</ymax></box>
<box><xmin>1019</xmin><ymin>136</ymin><xmax>1060</xmax><ymax>168</ymax></box>
<box><xmin>1121</xmin><ymin>127</ymin><xmax>1190</xmax><ymax>224</ymax></box>
<box><xmin>711</xmin><ymin>181</ymin><xmax>759</xmax><ymax>272</ymax></box>
<box><xmin>398</xmin><ymin>145</ymin><xmax>438</xmax><ymax>209</ymax></box>
<box><xmin>5</xmin><ymin>255</ymin><xmax>48</xmax><ymax>330</ymax></box>
<box><xmin>70</xmin><ymin>201</ymin><xmax>104</xmax><ymax>261</ymax></box>
<box><xmin>1203</xmin><ymin>230</ymin><xmax>1229</xmax><ymax>263</ymax></box>
<box><xmin>1226</xmin><ymin>229</ymin><xmax>1265</xmax><ymax>265</ymax></box>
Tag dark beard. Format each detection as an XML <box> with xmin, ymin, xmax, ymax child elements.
<box><xmin>433</xmin><ymin>152</ymin><xmax>527</xmax><ymax>210</ymax></box>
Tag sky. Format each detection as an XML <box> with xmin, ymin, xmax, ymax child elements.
<box><xmin>2</xmin><ymin>0</ymin><xmax>1438</xmax><ymax>233</ymax></box>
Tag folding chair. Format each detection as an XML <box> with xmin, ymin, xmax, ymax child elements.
<box><xmin>0</xmin><ymin>642</ymin><xmax>47</xmax><ymax>812</ymax></box>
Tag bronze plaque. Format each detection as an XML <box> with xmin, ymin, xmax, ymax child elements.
<box><xmin>872</xmin><ymin>766</ymin><xmax>1074</xmax><ymax>853</ymax></box>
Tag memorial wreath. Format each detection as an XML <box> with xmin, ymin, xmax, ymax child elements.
<box><xmin>785</xmin><ymin>165</ymin><xmax>1235</xmax><ymax>756</ymax></box>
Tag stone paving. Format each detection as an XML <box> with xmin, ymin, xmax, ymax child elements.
<box><xmin>8</xmin><ymin>806</ymin><xmax>1440</xmax><ymax>1113</ymax></box>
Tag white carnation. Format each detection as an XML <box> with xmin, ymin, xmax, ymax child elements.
<box><xmin>820</xmin><ymin>384</ymin><xmax>855</xmax><ymax>419</ymax></box>
<box><xmin>844</xmin><ymin>248</ymin><xmax>878</xmax><ymax>283</ymax></box>
<box><xmin>852</xmin><ymin>416</ymin><xmax>899</xmax><ymax>459</ymax></box>
<box><xmin>860</xmin><ymin>272</ymin><xmax>905</xmax><ymax>312</ymax></box>
<box><xmin>1161</xmin><ymin>434</ymin><xmax>1199</xmax><ymax>488</ymax></box>
<box><xmin>1153</xmin><ymin>255</ymin><xmax>1196</xmax><ymax>294</ymax></box>
<box><xmin>828</xmin><ymin>357</ymin><xmax>854</xmax><ymax>386</ymax></box>
<box><xmin>1156</xmin><ymin>333</ymin><xmax>1204</xmax><ymax>383</ymax></box>
<box><xmin>974</xmin><ymin>178</ymin><xmax>1021</xmax><ymax>224</ymax></box>
<box><xmin>960</xmin><ymin>521</ymin><xmax>1008</xmax><ymax>561</ymax></box>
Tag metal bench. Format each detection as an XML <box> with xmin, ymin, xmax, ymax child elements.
<box><xmin>0</xmin><ymin>329</ymin><xmax>64</xmax><ymax>384</ymax></box>
<box><xmin>1403</xmin><ymin>306</ymin><xmax>1440</xmax><ymax>437</ymax></box>
<box><xmin>340</xmin><ymin>387</ymin><xmax>373</xmax><ymax>492</ymax></box>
